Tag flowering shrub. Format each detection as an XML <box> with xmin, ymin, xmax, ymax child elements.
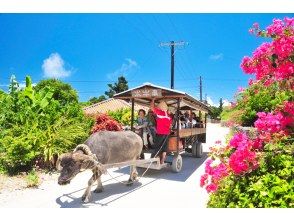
<box><xmin>229</xmin><ymin>147</ymin><xmax>259</xmax><ymax>175</ymax></box>
<box><xmin>201</xmin><ymin>17</ymin><xmax>294</xmax><ymax>208</ymax></box>
<box><xmin>91</xmin><ymin>113</ymin><xmax>122</xmax><ymax>133</ymax></box>
<box><xmin>201</xmin><ymin>159</ymin><xmax>229</xmax><ymax>193</ymax></box>
<box><xmin>229</xmin><ymin>132</ymin><xmax>250</xmax><ymax>150</ymax></box>
<box><xmin>201</xmin><ymin>132</ymin><xmax>261</xmax><ymax>191</ymax></box>
<box><xmin>243</xmin><ymin>17</ymin><xmax>294</xmax><ymax>83</ymax></box>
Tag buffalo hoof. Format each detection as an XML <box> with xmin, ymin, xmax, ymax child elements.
<box><xmin>94</xmin><ymin>188</ymin><xmax>104</xmax><ymax>193</ymax></box>
<box><xmin>126</xmin><ymin>181</ymin><xmax>133</xmax><ymax>187</ymax></box>
<box><xmin>81</xmin><ymin>195</ymin><xmax>90</xmax><ymax>203</ymax></box>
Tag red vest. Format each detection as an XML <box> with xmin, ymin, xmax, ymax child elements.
<box><xmin>153</xmin><ymin>108</ymin><xmax>172</xmax><ymax>135</ymax></box>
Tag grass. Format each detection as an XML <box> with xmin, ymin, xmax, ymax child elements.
<box><xmin>25</xmin><ymin>170</ymin><xmax>40</xmax><ymax>188</ymax></box>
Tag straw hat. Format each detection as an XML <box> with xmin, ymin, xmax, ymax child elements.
<box><xmin>157</xmin><ymin>100</ymin><xmax>168</xmax><ymax>111</ymax></box>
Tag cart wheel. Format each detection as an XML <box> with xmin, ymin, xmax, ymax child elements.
<box><xmin>192</xmin><ymin>142</ymin><xmax>203</xmax><ymax>158</ymax></box>
<box><xmin>171</xmin><ymin>155</ymin><xmax>182</xmax><ymax>173</ymax></box>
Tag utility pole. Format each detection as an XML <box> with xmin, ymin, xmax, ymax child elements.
<box><xmin>171</xmin><ymin>41</ymin><xmax>175</xmax><ymax>89</ymax></box>
<box><xmin>199</xmin><ymin>76</ymin><xmax>203</xmax><ymax>102</ymax></box>
<box><xmin>160</xmin><ymin>41</ymin><xmax>187</xmax><ymax>89</ymax></box>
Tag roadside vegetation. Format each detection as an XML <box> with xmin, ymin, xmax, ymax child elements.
<box><xmin>201</xmin><ymin>17</ymin><xmax>294</xmax><ymax>207</ymax></box>
<box><xmin>0</xmin><ymin>75</ymin><xmax>130</xmax><ymax>188</ymax></box>
<box><xmin>0</xmin><ymin>76</ymin><xmax>94</xmax><ymax>175</ymax></box>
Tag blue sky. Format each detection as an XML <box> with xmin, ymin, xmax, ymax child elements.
<box><xmin>0</xmin><ymin>13</ymin><xmax>292</xmax><ymax>104</ymax></box>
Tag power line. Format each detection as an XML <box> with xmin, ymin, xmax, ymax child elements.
<box><xmin>0</xmin><ymin>75</ymin><xmax>249</xmax><ymax>82</ymax></box>
<box><xmin>152</xmin><ymin>15</ymin><xmax>169</xmax><ymax>41</ymax></box>
<box><xmin>166</xmin><ymin>14</ymin><xmax>196</xmax><ymax>79</ymax></box>
<box><xmin>119</xmin><ymin>14</ymin><xmax>157</xmax><ymax>47</ymax></box>
<box><xmin>146</xmin><ymin>15</ymin><xmax>193</xmax><ymax>83</ymax></box>
<box><xmin>166</xmin><ymin>14</ymin><xmax>182</xmax><ymax>40</ymax></box>
<box><xmin>137</xmin><ymin>15</ymin><xmax>162</xmax><ymax>45</ymax></box>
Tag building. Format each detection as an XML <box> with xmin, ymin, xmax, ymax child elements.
<box><xmin>82</xmin><ymin>98</ymin><xmax>148</xmax><ymax>115</ymax></box>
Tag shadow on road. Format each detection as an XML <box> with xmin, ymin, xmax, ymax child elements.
<box><xmin>114</xmin><ymin>152</ymin><xmax>208</xmax><ymax>182</ymax></box>
<box><xmin>55</xmin><ymin>152</ymin><xmax>208</xmax><ymax>208</ymax></box>
<box><xmin>55</xmin><ymin>177</ymin><xmax>157</xmax><ymax>208</ymax></box>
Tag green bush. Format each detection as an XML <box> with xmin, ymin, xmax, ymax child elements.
<box><xmin>0</xmin><ymin>75</ymin><xmax>94</xmax><ymax>174</ymax></box>
<box><xmin>220</xmin><ymin>106</ymin><xmax>244</xmax><ymax>125</ymax></box>
<box><xmin>234</xmin><ymin>80</ymin><xmax>292</xmax><ymax>126</ymax></box>
<box><xmin>34</xmin><ymin>78</ymin><xmax>79</xmax><ymax>106</ymax></box>
<box><xmin>107</xmin><ymin>108</ymin><xmax>136</xmax><ymax>126</ymax></box>
<box><xmin>26</xmin><ymin>170</ymin><xmax>40</xmax><ymax>187</ymax></box>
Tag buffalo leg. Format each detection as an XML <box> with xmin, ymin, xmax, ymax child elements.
<box><xmin>127</xmin><ymin>164</ymin><xmax>138</xmax><ymax>186</ymax></box>
<box><xmin>82</xmin><ymin>172</ymin><xmax>98</xmax><ymax>203</ymax></box>
<box><xmin>94</xmin><ymin>174</ymin><xmax>104</xmax><ymax>193</ymax></box>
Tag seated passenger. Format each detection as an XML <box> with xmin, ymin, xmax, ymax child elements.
<box><xmin>191</xmin><ymin>112</ymin><xmax>197</xmax><ymax>127</ymax></box>
<box><xmin>135</xmin><ymin>109</ymin><xmax>153</xmax><ymax>149</ymax></box>
<box><xmin>184</xmin><ymin>111</ymin><xmax>193</xmax><ymax>128</ymax></box>
<box><xmin>195</xmin><ymin>116</ymin><xmax>204</xmax><ymax>128</ymax></box>
<box><xmin>179</xmin><ymin>111</ymin><xmax>187</xmax><ymax>129</ymax></box>
<box><xmin>146</xmin><ymin>109</ymin><xmax>156</xmax><ymax>145</ymax></box>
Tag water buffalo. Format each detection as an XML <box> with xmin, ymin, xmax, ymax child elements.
<box><xmin>57</xmin><ymin>130</ymin><xmax>143</xmax><ymax>203</ymax></box>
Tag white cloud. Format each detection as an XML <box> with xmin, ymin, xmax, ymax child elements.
<box><xmin>209</xmin><ymin>53</ymin><xmax>223</xmax><ymax>61</ymax></box>
<box><xmin>19</xmin><ymin>82</ymin><xmax>36</xmax><ymax>89</ymax></box>
<box><xmin>207</xmin><ymin>96</ymin><xmax>217</xmax><ymax>107</ymax></box>
<box><xmin>107</xmin><ymin>58</ymin><xmax>139</xmax><ymax>79</ymax></box>
<box><xmin>222</xmin><ymin>99</ymin><xmax>231</xmax><ymax>107</ymax></box>
<box><xmin>207</xmin><ymin>97</ymin><xmax>231</xmax><ymax>107</ymax></box>
<box><xmin>42</xmin><ymin>53</ymin><xmax>71</xmax><ymax>78</ymax></box>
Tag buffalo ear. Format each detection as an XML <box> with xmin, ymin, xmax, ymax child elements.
<box><xmin>56</xmin><ymin>155</ymin><xmax>63</xmax><ymax>171</ymax></box>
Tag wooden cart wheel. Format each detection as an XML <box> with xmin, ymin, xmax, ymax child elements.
<box><xmin>171</xmin><ymin>155</ymin><xmax>182</xmax><ymax>173</ymax></box>
<box><xmin>192</xmin><ymin>142</ymin><xmax>203</xmax><ymax>158</ymax></box>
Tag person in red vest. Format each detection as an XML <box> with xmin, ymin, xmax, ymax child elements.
<box><xmin>150</xmin><ymin>98</ymin><xmax>172</xmax><ymax>164</ymax></box>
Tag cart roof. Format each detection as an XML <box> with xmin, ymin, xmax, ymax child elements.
<box><xmin>113</xmin><ymin>82</ymin><xmax>210</xmax><ymax>113</ymax></box>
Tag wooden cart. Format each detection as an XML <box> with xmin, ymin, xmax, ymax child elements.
<box><xmin>113</xmin><ymin>83</ymin><xmax>210</xmax><ymax>173</ymax></box>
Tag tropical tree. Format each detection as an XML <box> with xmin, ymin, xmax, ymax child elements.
<box><xmin>89</xmin><ymin>95</ymin><xmax>106</xmax><ymax>104</ymax></box>
<box><xmin>209</xmin><ymin>98</ymin><xmax>224</xmax><ymax>119</ymax></box>
<box><xmin>105</xmin><ymin>76</ymin><xmax>128</xmax><ymax>98</ymax></box>
<box><xmin>34</xmin><ymin>78</ymin><xmax>79</xmax><ymax>105</ymax></box>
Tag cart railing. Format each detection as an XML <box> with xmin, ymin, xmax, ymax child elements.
<box><xmin>178</xmin><ymin>127</ymin><xmax>206</xmax><ymax>138</ymax></box>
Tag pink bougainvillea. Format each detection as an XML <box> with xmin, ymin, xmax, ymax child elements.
<box><xmin>266</xmin><ymin>18</ymin><xmax>285</xmax><ymax>36</ymax></box>
<box><xmin>229</xmin><ymin>148</ymin><xmax>259</xmax><ymax>175</ymax></box>
<box><xmin>272</xmin><ymin>35</ymin><xmax>294</xmax><ymax>59</ymax></box>
<box><xmin>252</xmin><ymin>137</ymin><xmax>264</xmax><ymax>150</ymax></box>
<box><xmin>200</xmin><ymin>158</ymin><xmax>229</xmax><ymax>193</ymax></box>
<box><xmin>200</xmin><ymin>173</ymin><xmax>208</xmax><ymax>187</ymax></box>
<box><xmin>201</xmin><ymin>17</ymin><xmax>293</xmax><ymax>195</ymax></box>
<box><xmin>241</xmin><ymin>17</ymin><xmax>294</xmax><ymax>84</ymax></box>
<box><xmin>283</xmin><ymin>101</ymin><xmax>294</xmax><ymax>115</ymax></box>
<box><xmin>229</xmin><ymin>132</ymin><xmax>250</xmax><ymax>150</ymax></box>
<box><xmin>254</xmin><ymin>107</ymin><xmax>293</xmax><ymax>140</ymax></box>
<box><xmin>255</xmin><ymin>112</ymin><xmax>285</xmax><ymax>133</ymax></box>
<box><xmin>205</xmin><ymin>183</ymin><xmax>218</xmax><ymax>193</ymax></box>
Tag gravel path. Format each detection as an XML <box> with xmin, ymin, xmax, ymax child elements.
<box><xmin>0</xmin><ymin>123</ymin><xmax>229</xmax><ymax>208</ymax></box>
